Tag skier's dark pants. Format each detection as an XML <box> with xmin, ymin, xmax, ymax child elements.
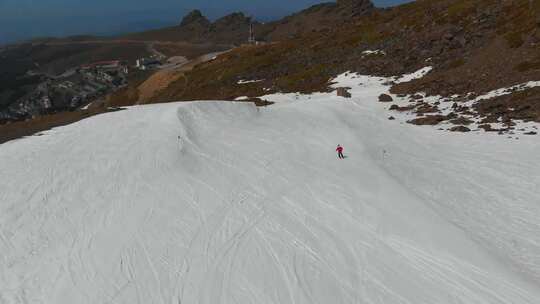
<box><xmin>338</xmin><ymin>152</ymin><xmax>344</xmax><ymax>159</ymax></box>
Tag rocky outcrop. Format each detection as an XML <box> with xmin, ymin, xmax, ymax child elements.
<box><xmin>174</xmin><ymin>10</ymin><xmax>256</xmax><ymax>44</ymax></box>
<box><xmin>337</xmin><ymin>87</ymin><xmax>352</xmax><ymax>98</ymax></box>
<box><xmin>337</xmin><ymin>0</ymin><xmax>375</xmax><ymax>16</ymax></box>
<box><xmin>378</xmin><ymin>94</ymin><xmax>393</xmax><ymax>102</ymax></box>
<box><xmin>263</xmin><ymin>0</ymin><xmax>375</xmax><ymax>41</ymax></box>
<box><xmin>176</xmin><ymin>10</ymin><xmax>212</xmax><ymax>41</ymax></box>
<box><xmin>180</xmin><ymin>10</ymin><xmax>210</xmax><ymax>28</ymax></box>
<box><xmin>211</xmin><ymin>12</ymin><xmax>251</xmax><ymax>31</ymax></box>
<box><xmin>134</xmin><ymin>1</ymin><xmax>376</xmax><ymax>44</ymax></box>
<box><xmin>449</xmin><ymin>126</ymin><xmax>471</xmax><ymax>132</ymax></box>
<box><xmin>408</xmin><ymin>115</ymin><xmax>447</xmax><ymax>125</ymax></box>
<box><xmin>173</xmin><ymin>1</ymin><xmax>376</xmax><ymax>44</ymax></box>
<box><xmin>207</xmin><ymin>12</ymin><xmax>254</xmax><ymax>43</ymax></box>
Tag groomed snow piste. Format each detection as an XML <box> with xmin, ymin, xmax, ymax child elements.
<box><xmin>1</xmin><ymin>71</ymin><xmax>540</xmax><ymax>304</ymax></box>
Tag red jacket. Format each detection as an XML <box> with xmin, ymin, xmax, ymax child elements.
<box><xmin>336</xmin><ymin>146</ymin><xmax>343</xmax><ymax>153</ymax></box>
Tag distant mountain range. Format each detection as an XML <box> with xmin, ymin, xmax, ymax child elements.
<box><xmin>125</xmin><ymin>0</ymin><xmax>374</xmax><ymax>45</ymax></box>
<box><xmin>0</xmin><ymin>17</ymin><xmax>176</xmax><ymax>45</ymax></box>
<box><xmin>0</xmin><ymin>1</ymin><xmax>413</xmax><ymax>45</ymax></box>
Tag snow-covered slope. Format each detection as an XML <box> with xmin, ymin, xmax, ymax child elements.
<box><xmin>1</xmin><ymin>73</ymin><xmax>540</xmax><ymax>303</ymax></box>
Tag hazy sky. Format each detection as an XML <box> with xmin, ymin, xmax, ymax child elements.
<box><xmin>0</xmin><ymin>0</ymin><xmax>413</xmax><ymax>44</ymax></box>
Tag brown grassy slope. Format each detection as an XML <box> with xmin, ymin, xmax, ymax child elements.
<box><xmin>105</xmin><ymin>70</ymin><xmax>155</xmax><ymax>107</ymax></box>
<box><xmin>262</xmin><ymin>1</ymin><xmax>373</xmax><ymax>41</ymax></box>
<box><xmin>474</xmin><ymin>86</ymin><xmax>540</xmax><ymax>124</ymax></box>
<box><xmin>153</xmin><ymin>12</ymin><xmax>400</xmax><ymax>101</ymax></box>
<box><xmin>152</xmin><ymin>0</ymin><xmax>540</xmax><ymax>103</ymax></box>
<box><xmin>152</xmin><ymin>42</ymin><xmax>230</xmax><ymax>59</ymax></box>
<box><xmin>391</xmin><ymin>0</ymin><xmax>540</xmax><ymax>96</ymax></box>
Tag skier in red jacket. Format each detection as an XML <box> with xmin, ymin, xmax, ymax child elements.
<box><xmin>336</xmin><ymin>145</ymin><xmax>344</xmax><ymax>159</ymax></box>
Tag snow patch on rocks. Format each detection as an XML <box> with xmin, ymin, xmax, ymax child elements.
<box><xmin>473</xmin><ymin>81</ymin><xmax>540</xmax><ymax>102</ymax></box>
<box><xmin>258</xmin><ymin>67</ymin><xmax>538</xmax><ymax>135</ymax></box>
<box><xmin>362</xmin><ymin>49</ymin><xmax>386</xmax><ymax>56</ymax></box>
<box><xmin>234</xmin><ymin>96</ymin><xmax>250</xmax><ymax>101</ymax></box>
<box><xmin>238</xmin><ymin>79</ymin><xmax>264</xmax><ymax>85</ymax></box>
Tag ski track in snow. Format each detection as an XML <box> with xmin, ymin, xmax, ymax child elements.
<box><xmin>1</xmin><ymin>71</ymin><xmax>540</xmax><ymax>303</ymax></box>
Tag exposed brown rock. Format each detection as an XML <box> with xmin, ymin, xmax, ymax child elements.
<box><xmin>474</xmin><ymin>87</ymin><xmax>540</xmax><ymax>123</ymax></box>
<box><xmin>408</xmin><ymin>115</ymin><xmax>447</xmax><ymax>125</ymax></box>
<box><xmin>378</xmin><ymin>94</ymin><xmax>393</xmax><ymax>102</ymax></box>
<box><xmin>337</xmin><ymin>87</ymin><xmax>352</xmax><ymax>98</ymax></box>
<box><xmin>450</xmin><ymin>117</ymin><xmax>474</xmax><ymax>125</ymax></box>
<box><xmin>416</xmin><ymin>103</ymin><xmax>440</xmax><ymax>114</ymax></box>
<box><xmin>238</xmin><ymin>97</ymin><xmax>274</xmax><ymax>107</ymax></box>
<box><xmin>180</xmin><ymin>10</ymin><xmax>210</xmax><ymax>28</ymax></box>
<box><xmin>449</xmin><ymin>126</ymin><xmax>471</xmax><ymax>132</ymax></box>
<box><xmin>478</xmin><ymin>124</ymin><xmax>497</xmax><ymax>132</ymax></box>
<box><xmin>389</xmin><ymin>104</ymin><xmax>416</xmax><ymax>112</ymax></box>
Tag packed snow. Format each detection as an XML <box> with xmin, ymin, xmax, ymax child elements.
<box><xmin>234</xmin><ymin>96</ymin><xmax>250</xmax><ymax>101</ymax></box>
<box><xmin>1</xmin><ymin>70</ymin><xmax>540</xmax><ymax>304</ymax></box>
<box><xmin>473</xmin><ymin>80</ymin><xmax>540</xmax><ymax>102</ymax></box>
<box><xmin>361</xmin><ymin>50</ymin><xmax>386</xmax><ymax>56</ymax></box>
<box><xmin>279</xmin><ymin>69</ymin><xmax>538</xmax><ymax>135</ymax></box>
<box><xmin>237</xmin><ymin>79</ymin><xmax>264</xmax><ymax>85</ymax></box>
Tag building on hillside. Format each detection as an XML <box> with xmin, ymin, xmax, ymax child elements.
<box><xmin>135</xmin><ymin>58</ymin><xmax>162</xmax><ymax>70</ymax></box>
<box><xmin>80</xmin><ymin>60</ymin><xmax>129</xmax><ymax>74</ymax></box>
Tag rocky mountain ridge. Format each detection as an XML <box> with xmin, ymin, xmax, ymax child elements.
<box><xmin>150</xmin><ymin>0</ymin><xmax>540</xmax><ymax>134</ymax></box>
<box><xmin>127</xmin><ymin>0</ymin><xmax>376</xmax><ymax>44</ymax></box>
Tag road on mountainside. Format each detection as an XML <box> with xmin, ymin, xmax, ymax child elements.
<box><xmin>136</xmin><ymin>51</ymin><xmax>229</xmax><ymax>103</ymax></box>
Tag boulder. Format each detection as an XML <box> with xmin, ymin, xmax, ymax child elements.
<box><xmin>180</xmin><ymin>10</ymin><xmax>210</xmax><ymax>28</ymax></box>
<box><xmin>394</xmin><ymin>104</ymin><xmax>416</xmax><ymax>112</ymax></box>
<box><xmin>450</xmin><ymin>117</ymin><xmax>473</xmax><ymax>125</ymax></box>
<box><xmin>408</xmin><ymin>114</ymin><xmax>446</xmax><ymax>125</ymax></box>
<box><xmin>415</xmin><ymin>103</ymin><xmax>439</xmax><ymax>114</ymax></box>
<box><xmin>378</xmin><ymin>93</ymin><xmax>393</xmax><ymax>102</ymax></box>
<box><xmin>337</xmin><ymin>87</ymin><xmax>352</xmax><ymax>98</ymax></box>
<box><xmin>449</xmin><ymin>126</ymin><xmax>471</xmax><ymax>132</ymax></box>
<box><xmin>478</xmin><ymin>124</ymin><xmax>495</xmax><ymax>132</ymax></box>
